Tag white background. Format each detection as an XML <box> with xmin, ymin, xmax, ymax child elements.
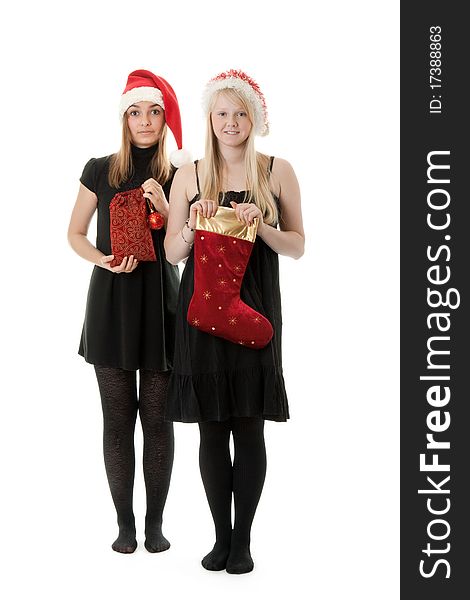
<box><xmin>2</xmin><ymin>1</ymin><xmax>399</xmax><ymax>598</ymax></box>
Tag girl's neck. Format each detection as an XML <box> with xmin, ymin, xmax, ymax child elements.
<box><xmin>217</xmin><ymin>143</ymin><xmax>246</xmax><ymax>166</ymax></box>
<box><xmin>221</xmin><ymin>161</ymin><xmax>247</xmax><ymax>193</ymax></box>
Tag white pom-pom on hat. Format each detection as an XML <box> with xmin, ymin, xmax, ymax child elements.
<box><xmin>170</xmin><ymin>148</ymin><xmax>193</xmax><ymax>168</ymax></box>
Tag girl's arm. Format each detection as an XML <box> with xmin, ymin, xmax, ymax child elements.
<box><xmin>164</xmin><ymin>163</ymin><xmax>218</xmax><ymax>265</ymax></box>
<box><xmin>164</xmin><ymin>163</ymin><xmax>194</xmax><ymax>265</ymax></box>
<box><xmin>68</xmin><ymin>184</ymin><xmax>139</xmax><ymax>272</ymax></box>
<box><xmin>67</xmin><ymin>184</ymin><xmax>104</xmax><ymax>265</ymax></box>
<box><xmin>258</xmin><ymin>158</ymin><xmax>305</xmax><ymax>259</ymax></box>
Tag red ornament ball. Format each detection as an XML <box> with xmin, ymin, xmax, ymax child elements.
<box><xmin>148</xmin><ymin>212</ymin><xmax>165</xmax><ymax>230</ymax></box>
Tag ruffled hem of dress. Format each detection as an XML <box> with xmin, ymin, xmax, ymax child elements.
<box><xmin>165</xmin><ymin>365</ymin><xmax>289</xmax><ymax>422</ymax></box>
<box><xmin>78</xmin><ymin>349</ymin><xmax>173</xmax><ymax>372</ymax></box>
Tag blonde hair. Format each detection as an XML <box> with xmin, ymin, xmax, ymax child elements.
<box><xmin>108</xmin><ymin>117</ymin><xmax>171</xmax><ymax>188</ymax></box>
<box><xmin>200</xmin><ymin>88</ymin><xmax>278</xmax><ymax>225</ymax></box>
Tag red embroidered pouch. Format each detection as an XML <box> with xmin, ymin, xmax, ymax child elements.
<box><xmin>109</xmin><ymin>187</ymin><xmax>156</xmax><ymax>267</ymax></box>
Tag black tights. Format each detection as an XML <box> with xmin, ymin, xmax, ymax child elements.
<box><xmin>198</xmin><ymin>417</ymin><xmax>266</xmax><ymax>573</ymax></box>
<box><xmin>94</xmin><ymin>366</ymin><xmax>174</xmax><ymax>553</ymax></box>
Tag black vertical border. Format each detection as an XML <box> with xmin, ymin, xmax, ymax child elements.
<box><xmin>401</xmin><ymin>3</ymin><xmax>469</xmax><ymax>598</ymax></box>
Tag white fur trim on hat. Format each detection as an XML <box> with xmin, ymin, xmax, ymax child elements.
<box><xmin>119</xmin><ymin>87</ymin><xmax>165</xmax><ymax>119</ymax></box>
<box><xmin>202</xmin><ymin>75</ymin><xmax>269</xmax><ymax>136</ymax></box>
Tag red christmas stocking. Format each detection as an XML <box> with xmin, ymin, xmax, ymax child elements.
<box><xmin>187</xmin><ymin>206</ymin><xmax>273</xmax><ymax>349</ymax></box>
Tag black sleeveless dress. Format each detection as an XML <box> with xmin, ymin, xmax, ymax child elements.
<box><xmin>78</xmin><ymin>144</ymin><xmax>180</xmax><ymax>371</ymax></box>
<box><xmin>165</xmin><ymin>159</ymin><xmax>289</xmax><ymax>422</ymax></box>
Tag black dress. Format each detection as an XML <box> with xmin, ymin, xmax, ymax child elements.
<box><xmin>165</xmin><ymin>160</ymin><xmax>289</xmax><ymax>422</ymax></box>
<box><xmin>78</xmin><ymin>144</ymin><xmax>180</xmax><ymax>371</ymax></box>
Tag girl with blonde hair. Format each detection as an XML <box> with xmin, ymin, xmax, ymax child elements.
<box><xmin>164</xmin><ymin>69</ymin><xmax>305</xmax><ymax>574</ymax></box>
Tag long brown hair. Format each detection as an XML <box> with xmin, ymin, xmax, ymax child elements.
<box><xmin>108</xmin><ymin>117</ymin><xmax>171</xmax><ymax>188</ymax></box>
<box><xmin>200</xmin><ymin>88</ymin><xmax>278</xmax><ymax>225</ymax></box>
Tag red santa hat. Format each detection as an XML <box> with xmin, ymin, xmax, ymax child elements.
<box><xmin>119</xmin><ymin>69</ymin><xmax>191</xmax><ymax>167</ymax></box>
<box><xmin>202</xmin><ymin>69</ymin><xmax>269</xmax><ymax>136</ymax></box>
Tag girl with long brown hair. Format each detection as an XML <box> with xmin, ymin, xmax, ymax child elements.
<box><xmin>68</xmin><ymin>70</ymin><xmax>189</xmax><ymax>553</ymax></box>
